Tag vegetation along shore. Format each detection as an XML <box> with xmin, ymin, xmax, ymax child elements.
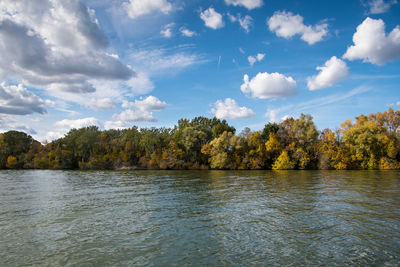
<box><xmin>1</xmin><ymin>108</ymin><xmax>399</xmax><ymax>170</ymax></box>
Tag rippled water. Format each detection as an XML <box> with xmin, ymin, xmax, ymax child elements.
<box><xmin>0</xmin><ymin>170</ymin><xmax>399</xmax><ymax>266</ymax></box>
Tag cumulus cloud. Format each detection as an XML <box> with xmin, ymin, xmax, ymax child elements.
<box><xmin>200</xmin><ymin>7</ymin><xmax>224</xmax><ymax>30</ymax></box>
<box><xmin>123</xmin><ymin>0</ymin><xmax>172</xmax><ymax>19</ymax></box>
<box><xmin>366</xmin><ymin>0</ymin><xmax>398</xmax><ymax>14</ymax></box>
<box><xmin>180</xmin><ymin>27</ymin><xmax>197</xmax><ymax>37</ymax></box>
<box><xmin>267</xmin><ymin>11</ymin><xmax>328</xmax><ymax>45</ymax></box>
<box><xmin>0</xmin><ymin>0</ymin><xmax>134</xmax><ymax>94</ymax></box>
<box><xmin>106</xmin><ymin>96</ymin><xmax>167</xmax><ymax>129</ymax></box>
<box><xmin>211</xmin><ymin>98</ymin><xmax>255</xmax><ymax>119</ymax></box>
<box><xmin>0</xmin><ymin>83</ymin><xmax>52</xmax><ymax>115</ymax></box>
<box><xmin>248</xmin><ymin>57</ymin><xmax>257</xmax><ymax>66</ymax></box>
<box><xmin>56</xmin><ymin>117</ymin><xmax>101</xmax><ymax>129</ymax></box>
<box><xmin>307</xmin><ymin>56</ymin><xmax>349</xmax><ymax>90</ymax></box>
<box><xmin>224</xmin><ymin>0</ymin><xmax>263</xmax><ymax>10</ymax></box>
<box><xmin>108</xmin><ymin>110</ymin><xmax>157</xmax><ymax>126</ymax></box>
<box><xmin>248</xmin><ymin>53</ymin><xmax>265</xmax><ymax>66</ymax></box>
<box><xmin>241</xmin><ymin>72</ymin><xmax>296</xmax><ymax>99</ymax></box>
<box><xmin>266</xmin><ymin>109</ymin><xmax>288</xmax><ymax>123</ymax></box>
<box><xmin>161</xmin><ymin>23</ymin><xmax>174</xmax><ymax>38</ymax></box>
<box><xmin>45</xmin><ymin>117</ymin><xmax>102</xmax><ymax>141</ymax></box>
<box><xmin>343</xmin><ymin>17</ymin><xmax>400</xmax><ymax>65</ymax></box>
<box><xmin>0</xmin><ymin>115</ymin><xmax>37</xmax><ymax>135</ymax></box>
<box><xmin>122</xmin><ymin>95</ymin><xmax>167</xmax><ymax>111</ymax></box>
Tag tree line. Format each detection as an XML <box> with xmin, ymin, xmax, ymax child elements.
<box><xmin>1</xmin><ymin>108</ymin><xmax>399</xmax><ymax>170</ymax></box>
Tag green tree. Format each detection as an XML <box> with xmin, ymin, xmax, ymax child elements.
<box><xmin>261</xmin><ymin>122</ymin><xmax>279</xmax><ymax>141</ymax></box>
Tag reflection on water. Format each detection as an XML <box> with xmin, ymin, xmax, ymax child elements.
<box><xmin>0</xmin><ymin>170</ymin><xmax>399</xmax><ymax>266</ymax></box>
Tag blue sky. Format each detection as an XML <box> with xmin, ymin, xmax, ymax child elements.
<box><xmin>0</xmin><ymin>0</ymin><xmax>399</xmax><ymax>141</ymax></box>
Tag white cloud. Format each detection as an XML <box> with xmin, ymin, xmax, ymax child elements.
<box><xmin>239</xmin><ymin>47</ymin><xmax>245</xmax><ymax>54</ymax></box>
<box><xmin>127</xmin><ymin>48</ymin><xmax>206</xmax><ymax>74</ymax></box>
<box><xmin>241</xmin><ymin>72</ymin><xmax>296</xmax><ymax>99</ymax></box>
<box><xmin>256</xmin><ymin>53</ymin><xmax>265</xmax><ymax>61</ymax></box>
<box><xmin>161</xmin><ymin>23</ymin><xmax>174</xmax><ymax>38</ymax></box>
<box><xmin>367</xmin><ymin>0</ymin><xmax>398</xmax><ymax>14</ymax></box>
<box><xmin>0</xmin><ymin>115</ymin><xmax>37</xmax><ymax>135</ymax></box>
<box><xmin>211</xmin><ymin>98</ymin><xmax>255</xmax><ymax>119</ymax></box>
<box><xmin>238</xmin><ymin>15</ymin><xmax>253</xmax><ymax>33</ymax></box>
<box><xmin>343</xmin><ymin>17</ymin><xmax>400</xmax><ymax>65</ymax></box>
<box><xmin>45</xmin><ymin>117</ymin><xmax>101</xmax><ymax>141</ymax></box>
<box><xmin>267</xmin><ymin>11</ymin><xmax>328</xmax><ymax>45</ymax></box>
<box><xmin>109</xmin><ymin>109</ymin><xmax>157</xmax><ymax>124</ymax></box>
<box><xmin>200</xmin><ymin>7</ymin><xmax>224</xmax><ymax>30</ymax></box>
<box><xmin>307</xmin><ymin>56</ymin><xmax>349</xmax><ymax>90</ymax></box>
<box><xmin>0</xmin><ymin>82</ymin><xmax>51</xmax><ymax>115</ymax></box>
<box><xmin>228</xmin><ymin>14</ymin><xmax>253</xmax><ymax>32</ymax></box>
<box><xmin>0</xmin><ymin>0</ymin><xmax>134</xmax><ymax>93</ymax></box>
<box><xmin>89</xmin><ymin>98</ymin><xmax>115</xmax><ymax>110</ymax></box>
<box><xmin>248</xmin><ymin>56</ymin><xmax>257</xmax><ymax>66</ymax></box>
<box><xmin>248</xmin><ymin>53</ymin><xmax>265</xmax><ymax>66</ymax></box>
<box><xmin>124</xmin><ymin>72</ymin><xmax>155</xmax><ymax>95</ymax></box>
<box><xmin>122</xmin><ymin>95</ymin><xmax>167</xmax><ymax>111</ymax></box>
<box><xmin>227</xmin><ymin>13</ymin><xmax>237</xmax><ymax>22</ymax></box>
<box><xmin>106</xmin><ymin>96</ymin><xmax>167</xmax><ymax>129</ymax></box>
<box><xmin>42</xmin><ymin>75</ymin><xmax>146</xmax><ymax>113</ymax></box>
<box><xmin>180</xmin><ymin>27</ymin><xmax>197</xmax><ymax>37</ymax></box>
<box><xmin>56</xmin><ymin>117</ymin><xmax>101</xmax><ymax>129</ymax></box>
<box><xmin>266</xmin><ymin>109</ymin><xmax>288</xmax><ymax>123</ymax></box>
<box><xmin>224</xmin><ymin>0</ymin><xmax>263</xmax><ymax>10</ymax></box>
<box><xmin>123</xmin><ymin>0</ymin><xmax>172</xmax><ymax>19</ymax></box>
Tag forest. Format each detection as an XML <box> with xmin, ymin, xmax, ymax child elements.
<box><xmin>0</xmin><ymin>108</ymin><xmax>399</xmax><ymax>170</ymax></box>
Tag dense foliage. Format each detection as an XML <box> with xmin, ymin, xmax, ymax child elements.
<box><xmin>1</xmin><ymin>109</ymin><xmax>399</xmax><ymax>170</ymax></box>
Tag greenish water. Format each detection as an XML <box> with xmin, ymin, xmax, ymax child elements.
<box><xmin>0</xmin><ymin>170</ymin><xmax>399</xmax><ymax>266</ymax></box>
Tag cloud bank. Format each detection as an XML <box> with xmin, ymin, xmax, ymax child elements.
<box><xmin>0</xmin><ymin>0</ymin><xmax>134</xmax><ymax>94</ymax></box>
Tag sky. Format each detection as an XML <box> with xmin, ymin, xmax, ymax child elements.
<box><xmin>0</xmin><ymin>0</ymin><xmax>399</xmax><ymax>142</ymax></box>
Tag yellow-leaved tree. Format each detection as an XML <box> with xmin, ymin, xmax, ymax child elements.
<box><xmin>272</xmin><ymin>150</ymin><xmax>295</xmax><ymax>170</ymax></box>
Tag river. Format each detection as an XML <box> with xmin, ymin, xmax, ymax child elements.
<box><xmin>0</xmin><ymin>170</ymin><xmax>399</xmax><ymax>266</ymax></box>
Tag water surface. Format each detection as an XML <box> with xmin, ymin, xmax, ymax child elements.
<box><xmin>0</xmin><ymin>170</ymin><xmax>399</xmax><ymax>266</ymax></box>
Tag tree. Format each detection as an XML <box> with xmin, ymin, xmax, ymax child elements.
<box><xmin>7</xmin><ymin>156</ymin><xmax>17</xmax><ymax>169</ymax></box>
<box><xmin>317</xmin><ymin>128</ymin><xmax>351</xmax><ymax>170</ymax></box>
<box><xmin>341</xmin><ymin>115</ymin><xmax>390</xmax><ymax>168</ymax></box>
<box><xmin>265</xmin><ymin>133</ymin><xmax>282</xmax><ymax>168</ymax></box>
<box><xmin>261</xmin><ymin>122</ymin><xmax>279</xmax><ymax>141</ymax></box>
<box><xmin>272</xmin><ymin>150</ymin><xmax>295</xmax><ymax>170</ymax></box>
<box><xmin>244</xmin><ymin>131</ymin><xmax>266</xmax><ymax>169</ymax></box>
<box><xmin>1</xmin><ymin>108</ymin><xmax>399</xmax><ymax>170</ymax></box>
<box><xmin>201</xmin><ymin>131</ymin><xmax>243</xmax><ymax>169</ymax></box>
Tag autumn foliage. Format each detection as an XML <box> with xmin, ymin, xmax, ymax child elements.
<box><xmin>0</xmin><ymin>108</ymin><xmax>399</xmax><ymax>170</ymax></box>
